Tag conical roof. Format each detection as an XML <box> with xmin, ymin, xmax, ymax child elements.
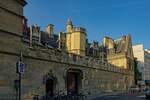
<box><xmin>67</xmin><ymin>18</ymin><xmax>73</xmax><ymax>25</ymax></box>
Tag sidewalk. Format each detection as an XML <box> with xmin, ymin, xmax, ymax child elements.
<box><xmin>87</xmin><ymin>91</ymin><xmax>123</xmax><ymax>100</ymax></box>
<box><xmin>87</xmin><ymin>90</ymin><xmax>144</xmax><ymax>100</ymax></box>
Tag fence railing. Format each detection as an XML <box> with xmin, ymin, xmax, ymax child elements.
<box><xmin>33</xmin><ymin>94</ymin><xmax>87</xmax><ymax>100</ymax></box>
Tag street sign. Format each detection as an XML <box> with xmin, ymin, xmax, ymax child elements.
<box><xmin>16</xmin><ymin>61</ymin><xmax>25</xmax><ymax>74</ymax></box>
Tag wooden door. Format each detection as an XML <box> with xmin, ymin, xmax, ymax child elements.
<box><xmin>67</xmin><ymin>72</ymin><xmax>78</xmax><ymax>95</ymax></box>
<box><xmin>46</xmin><ymin>79</ymin><xmax>54</xmax><ymax>96</ymax></box>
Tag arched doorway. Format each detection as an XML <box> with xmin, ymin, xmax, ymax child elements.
<box><xmin>66</xmin><ymin>69</ymin><xmax>83</xmax><ymax>95</ymax></box>
<box><xmin>46</xmin><ymin>79</ymin><xmax>54</xmax><ymax>96</ymax></box>
<box><xmin>43</xmin><ymin>70</ymin><xmax>57</xmax><ymax>97</ymax></box>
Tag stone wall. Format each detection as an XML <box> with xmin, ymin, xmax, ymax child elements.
<box><xmin>0</xmin><ymin>0</ymin><xmax>23</xmax><ymax>15</ymax></box>
<box><xmin>0</xmin><ymin>0</ymin><xmax>24</xmax><ymax>35</ymax></box>
<box><xmin>0</xmin><ymin>44</ymin><xmax>134</xmax><ymax>99</ymax></box>
<box><xmin>0</xmin><ymin>37</ymin><xmax>134</xmax><ymax>99</ymax></box>
<box><xmin>0</xmin><ymin>0</ymin><xmax>25</xmax><ymax>99</ymax></box>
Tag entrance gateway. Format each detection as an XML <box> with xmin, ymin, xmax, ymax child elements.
<box><xmin>46</xmin><ymin>79</ymin><xmax>54</xmax><ymax>96</ymax></box>
<box><xmin>43</xmin><ymin>70</ymin><xmax>56</xmax><ymax>97</ymax></box>
<box><xmin>66</xmin><ymin>69</ymin><xmax>83</xmax><ymax>95</ymax></box>
<box><xmin>43</xmin><ymin>69</ymin><xmax>83</xmax><ymax>96</ymax></box>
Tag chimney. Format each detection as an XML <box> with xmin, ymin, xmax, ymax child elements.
<box><xmin>46</xmin><ymin>24</ymin><xmax>54</xmax><ymax>37</ymax></box>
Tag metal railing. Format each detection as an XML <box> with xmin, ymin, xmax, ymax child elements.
<box><xmin>33</xmin><ymin>94</ymin><xmax>87</xmax><ymax>100</ymax></box>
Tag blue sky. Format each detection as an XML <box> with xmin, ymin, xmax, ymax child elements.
<box><xmin>24</xmin><ymin>0</ymin><xmax>150</xmax><ymax>49</ymax></box>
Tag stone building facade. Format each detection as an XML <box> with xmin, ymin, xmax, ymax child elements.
<box><xmin>0</xmin><ymin>0</ymin><xmax>134</xmax><ymax>100</ymax></box>
<box><xmin>103</xmin><ymin>35</ymin><xmax>135</xmax><ymax>70</ymax></box>
<box><xmin>66</xmin><ymin>18</ymin><xmax>87</xmax><ymax>56</ymax></box>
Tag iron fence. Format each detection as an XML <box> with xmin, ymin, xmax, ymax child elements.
<box><xmin>33</xmin><ymin>94</ymin><xmax>87</xmax><ymax>100</ymax></box>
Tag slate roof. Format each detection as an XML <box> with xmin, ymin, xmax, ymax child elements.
<box><xmin>41</xmin><ymin>31</ymin><xmax>59</xmax><ymax>48</ymax></box>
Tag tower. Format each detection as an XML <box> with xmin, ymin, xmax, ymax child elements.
<box><xmin>66</xmin><ymin>18</ymin><xmax>87</xmax><ymax>56</ymax></box>
<box><xmin>66</xmin><ymin>18</ymin><xmax>73</xmax><ymax>52</ymax></box>
<box><xmin>66</xmin><ymin>18</ymin><xmax>73</xmax><ymax>33</ymax></box>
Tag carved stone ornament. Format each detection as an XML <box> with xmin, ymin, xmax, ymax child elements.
<box><xmin>43</xmin><ymin>70</ymin><xmax>57</xmax><ymax>84</ymax></box>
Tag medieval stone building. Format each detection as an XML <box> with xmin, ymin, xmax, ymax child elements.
<box><xmin>0</xmin><ymin>0</ymin><xmax>134</xmax><ymax>100</ymax></box>
<box><xmin>103</xmin><ymin>35</ymin><xmax>135</xmax><ymax>70</ymax></box>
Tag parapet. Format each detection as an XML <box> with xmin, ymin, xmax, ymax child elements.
<box><xmin>74</xmin><ymin>27</ymin><xmax>86</xmax><ymax>33</ymax></box>
<box><xmin>22</xmin><ymin>44</ymin><xmax>131</xmax><ymax>75</ymax></box>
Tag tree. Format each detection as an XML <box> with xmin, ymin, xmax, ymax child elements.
<box><xmin>134</xmin><ymin>58</ymin><xmax>142</xmax><ymax>85</ymax></box>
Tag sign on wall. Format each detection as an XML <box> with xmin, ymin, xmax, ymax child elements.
<box><xmin>16</xmin><ymin>61</ymin><xmax>25</xmax><ymax>74</ymax></box>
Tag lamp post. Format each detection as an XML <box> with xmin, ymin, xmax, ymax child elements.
<box><xmin>14</xmin><ymin>80</ymin><xmax>19</xmax><ymax>100</ymax></box>
<box><xmin>19</xmin><ymin>72</ymin><xmax>21</xmax><ymax>100</ymax></box>
<box><xmin>16</xmin><ymin>51</ymin><xmax>25</xmax><ymax>100</ymax></box>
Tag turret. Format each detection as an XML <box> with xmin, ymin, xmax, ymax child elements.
<box><xmin>66</xmin><ymin>18</ymin><xmax>73</xmax><ymax>33</ymax></box>
<box><xmin>66</xmin><ymin>18</ymin><xmax>87</xmax><ymax>56</ymax></box>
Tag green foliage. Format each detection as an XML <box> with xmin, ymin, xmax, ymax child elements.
<box><xmin>134</xmin><ymin>58</ymin><xmax>142</xmax><ymax>85</ymax></box>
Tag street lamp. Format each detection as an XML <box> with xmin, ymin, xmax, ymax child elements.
<box><xmin>14</xmin><ymin>80</ymin><xmax>19</xmax><ymax>100</ymax></box>
<box><xmin>16</xmin><ymin>51</ymin><xmax>25</xmax><ymax>100</ymax></box>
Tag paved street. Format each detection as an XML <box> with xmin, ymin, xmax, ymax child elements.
<box><xmin>92</xmin><ymin>93</ymin><xmax>146</xmax><ymax>100</ymax></box>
